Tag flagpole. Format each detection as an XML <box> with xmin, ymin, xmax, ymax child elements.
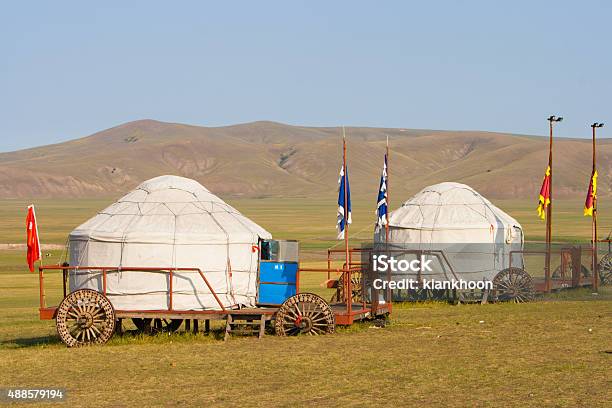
<box><xmin>385</xmin><ymin>135</ymin><xmax>390</xmax><ymax>243</ymax></box>
<box><xmin>545</xmin><ymin>119</ymin><xmax>553</xmax><ymax>292</ymax></box>
<box><xmin>342</xmin><ymin>126</ymin><xmax>351</xmax><ymax>314</ymax></box>
<box><xmin>544</xmin><ymin>116</ymin><xmax>561</xmax><ymax>292</ymax></box>
<box><xmin>591</xmin><ymin>122</ymin><xmax>601</xmax><ymax>291</ymax></box>
<box><xmin>544</xmin><ymin>115</ymin><xmax>563</xmax><ymax>292</ymax></box>
<box><xmin>343</xmin><ymin>127</ymin><xmax>349</xmax><ymax>266</ymax></box>
<box><xmin>385</xmin><ymin>135</ymin><xmax>391</xmax><ymax>306</ymax></box>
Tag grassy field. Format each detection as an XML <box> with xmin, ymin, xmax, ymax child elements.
<box><xmin>1</xmin><ymin>197</ymin><xmax>611</xmax><ymax>251</ymax></box>
<box><xmin>1</xmin><ymin>198</ymin><xmax>611</xmax><ymax>407</ymax></box>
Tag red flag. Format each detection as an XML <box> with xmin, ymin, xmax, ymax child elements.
<box><xmin>537</xmin><ymin>166</ymin><xmax>551</xmax><ymax>220</ymax></box>
<box><xmin>584</xmin><ymin>170</ymin><xmax>597</xmax><ymax>216</ymax></box>
<box><xmin>26</xmin><ymin>205</ymin><xmax>41</xmax><ymax>272</ymax></box>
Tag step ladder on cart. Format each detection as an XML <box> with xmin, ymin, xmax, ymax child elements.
<box><xmin>224</xmin><ymin>313</ymin><xmax>268</xmax><ymax>340</ymax></box>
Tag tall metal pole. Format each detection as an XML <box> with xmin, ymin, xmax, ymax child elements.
<box><xmin>385</xmin><ymin>135</ymin><xmax>391</xmax><ymax>306</ymax></box>
<box><xmin>343</xmin><ymin>127</ymin><xmax>351</xmax><ymax>315</ymax></box>
<box><xmin>545</xmin><ymin>115</ymin><xmax>562</xmax><ymax>292</ymax></box>
<box><xmin>591</xmin><ymin>122</ymin><xmax>603</xmax><ymax>291</ymax></box>
<box><xmin>545</xmin><ymin>119</ymin><xmax>553</xmax><ymax>292</ymax></box>
<box><xmin>385</xmin><ymin>135</ymin><xmax>390</xmax><ymax>243</ymax></box>
<box><xmin>343</xmin><ymin>127</ymin><xmax>349</xmax><ymax>268</ymax></box>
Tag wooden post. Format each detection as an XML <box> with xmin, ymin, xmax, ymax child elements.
<box><xmin>39</xmin><ymin>268</ymin><xmax>46</xmax><ymax>309</ymax></box>
<box><xmin>258</xmin><ymin>318</ymin><xmax>265</xmax><ymax>339</ymax></box>
<box><xmin>224</xmin><ymin>315</ymin><xmax>232</xmax><ymax>341</ymax></box>
<box><xmin>115</xmin><ymin>318</ymin><xmax>123</xmax><ymax>335</ymax></box>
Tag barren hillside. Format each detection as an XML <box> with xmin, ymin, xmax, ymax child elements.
<box><xmin>0</xmin><ymin>120</ymin><xmax>609</xmax><ymax>200</ymax></box>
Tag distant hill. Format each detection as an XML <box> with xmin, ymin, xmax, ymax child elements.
<box><xmin>0</xmin><ymin>120</ymin><xmax>610</xmax><ymax>200</ymax></box>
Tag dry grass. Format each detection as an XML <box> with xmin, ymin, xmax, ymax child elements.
<box><xmin>1</xmin><ymin>277</ymin><xmax>610</xmax><ymax>407</ymax></box>
<box><xmin>1</xmin><ymin>260</ymin><xmax>611</xmax><ymax>407</ymax></box>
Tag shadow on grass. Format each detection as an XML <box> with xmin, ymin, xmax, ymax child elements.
<box><xmin>2</xmin><ymin>328</ymin><xmax>229</xmax><ymax>349</ymax></box>
<box><xmin>540</xmin><ymin>286</ymin><xmax>611</xmax><ymax>301</ymax></box>
<box><xmin>107</xmin><ymin>328</ymin><xmax>228</xmax><ymax>345</ymax></box>
<box><xmin>1</xmin><ymin>335</ymin><xmax>63</xmax><ymax>348</ymax></box>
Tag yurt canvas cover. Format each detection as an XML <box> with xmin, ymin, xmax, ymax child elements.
<box><xmin>69</xmin><ymin>175</ymin><xmax>271</xmax><ymax>310</ymax></box>
<box><xmin>374</xmin><ymin>182</ymin><xmax>523</xmax><ymax>282</ymax></box>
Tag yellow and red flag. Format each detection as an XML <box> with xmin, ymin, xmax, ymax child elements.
<box><xmin>584</xmin><ymin>170</ymin><xmax>597</xmax><ymax>216</ymax></box>
<box><xmin>26</xmin><ymin>205</ymin><xmax>41</xmax><ymax>272</ymax></box>
<box><xmin>537</xmin><ymin>166</ymin><xmax>551</xmax><ymax>220</ymax></box>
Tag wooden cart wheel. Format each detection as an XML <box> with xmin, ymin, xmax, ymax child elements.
<box><xmin>337</xmin><ymin>273</ymin><xmax>363</xmax><ymax>303</ymax></box>
<box><xmin>491</xmin><ymin>268</ymin><xmax>535</xmax><ymax>303</ymax></box>
<box><xmin>275</xmin><ymin>293</ymin><xmax>335</xmax><ymax>336</ymax></box>
<box><xmin>599</xmin><ymin>254</ymin><xmax>612</xmax><ymax>285</ymax></box>
<box><xmin>131</xmin><ymin>318</ymin><xmax>183</xmax><ymax>334</ymax></box>
<box><xmin>56</xmin><ymin>289</ymin><xmax>115</xmax><ymax>347</ymax></box>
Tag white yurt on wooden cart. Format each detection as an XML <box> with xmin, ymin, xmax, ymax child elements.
<box><xmin>374</xmin><ymin>182</ymin><xmax>530</xmax><ymax>300</ymax></box>
<box><xmin>68</xmin><ymin>175</ymin><xmax>271</xmax><ymax>311</ymax></box>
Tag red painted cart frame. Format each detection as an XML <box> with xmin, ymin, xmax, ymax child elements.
<box><xmin>36</xmin><ymin>262</ymin><xmax>391</xmax><ymax>326</ymax></box>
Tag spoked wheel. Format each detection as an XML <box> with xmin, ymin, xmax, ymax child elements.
<box><xmin>337</xmin><ymin>273</ymin><xmax>363</xmax><ymax>303</ymax></box>
<box><xmin>131</xmin><ymin>318</ymin><xmax>183</xmax><ymax>334</ymax></box>
<box><xmin>491</xmin><ymin>268</ymin><xmax>535</xmax><ymax>303</ymax></box>
<box><xmin>599</xmin><ymin>254</ymin><xmax>612</xmax><ymax>285</ymax></box>
<box><xmin>275</xmin><ymin>293</ymin><xmax>335</xmax><ymax>336</ymax></box>
<box><xmin>56</xmin><ymin>289</ymin><xmax>115</xmax><ymax>347</ymax></box>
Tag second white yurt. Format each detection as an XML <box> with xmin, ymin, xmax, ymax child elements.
<box><xmin>68</xmin><ymin>175</ymin><xmax>271</xmax><ymax>311</ymax></box>
<box><xmin>375</xmin><ymin>182</ymin><xmax>523</xmax><ymax>282</ymax></box>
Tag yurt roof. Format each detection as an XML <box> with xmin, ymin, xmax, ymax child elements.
<box><xmin>389</xmin><ymin>182</ymin><xmax>521</xmax><ymax>230</ymax></box>
<box><xmin>69</xmin><ymin>175</ymin><xmax>271</xmax><ymax>244</ymax></box>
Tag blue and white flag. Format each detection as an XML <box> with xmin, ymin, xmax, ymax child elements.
<box><xmin>375</xmin><ymin>154</ymin><xmax>388</xmax><ymax>233</ymax></box>
<box><xmin>337</xmin><ymin>165</ymin><xmax>352</xmax><ymax>239</ymax></box>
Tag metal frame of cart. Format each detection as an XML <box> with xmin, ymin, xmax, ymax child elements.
<box><xmin>36</xmin><ymin>261</ymin><xmax>392</xmax><ymax>347</ymax></box>
<box><xmin>596</xmin><ymin>234</ymin><xmax>612</xmax><ymax>285</ymax></box>
<box><xmin>509</xmin><ymin>246</ymin><xmax>599</xmax><ymax>293</ymax></box>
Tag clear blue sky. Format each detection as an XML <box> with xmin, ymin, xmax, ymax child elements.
<box><xmin>1</xmin><ymin>1</ymin><xmax>610</xmax><ymax>152</ymax></box>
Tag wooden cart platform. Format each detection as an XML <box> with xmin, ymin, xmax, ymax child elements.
<box><xmin>36</xmin><ymin>263</ymin><xmax>392</xmax><ymax>345</ymax></box>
